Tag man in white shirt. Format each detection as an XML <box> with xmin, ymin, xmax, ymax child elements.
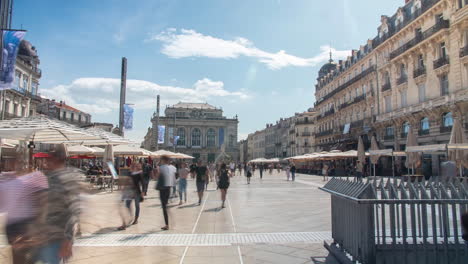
<box><xmin>155</xmin><ymin>155</ymin><xmax>176</xmax><ymax>230</ymax></box>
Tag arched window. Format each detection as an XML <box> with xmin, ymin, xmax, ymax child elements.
<box><xmin>442</xmin><ymin>112</ymin><xmax>453</xmax><ymax>127</ymax></box>
<box><xmin>402</xmin><ymin>122</ymin><xmax>410</xmax><ymax>136</ymax></box>
<box><xmin>176</xmin><ymin>127</ymin><xmax>186</xmax><ymax>146</ymax></box>
<box><xmin>207</xmin><ymin>128</ymin><xmax>216</xmax><ymax>147</ymax></box>
<box><xmin>191</xmin><ymin>128</ymin><xmax>201</xmax><ymax>147</ymax></box>
<box><xmin>420</xmin><ymin>117</ymin><xmax>430</xmax><ymax>131</ymax></box>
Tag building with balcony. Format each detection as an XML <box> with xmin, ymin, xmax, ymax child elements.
<box><xmin>142</xmin><ymin>102</ymin><xmax>239</xmax><ymax>163</ymax></box>
<box><xmin>314</xmin><ymin>0</ymin><xmax>468</xmax><ymax>175</ymax></box>
<box><xmin>0</xmin><ymin>40</ymin><xmax>42</xmax><ymax>120</ymax></box>
<box><xmin>294</xmin><ymin>111</ymin><xmax>317</xmax><ymax>155</ymax></box>
<box><xmin>37</xmin><ymin>99</ymin><xmax>92</xmax><ymax>126</ymax></box>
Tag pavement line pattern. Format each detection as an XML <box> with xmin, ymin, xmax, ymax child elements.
<box><xmin>32</xmin><ymin>232</ymin><xmax>331</xmax><ymax>247</ymax></box>
<box><xmin>294</xmin><ymin>179</ymin><xmax>326</xmax><ymax>188</ymax></box>
<box><xmin>227</xmin><ymin>197</ymin><xmax>243</xmax><ymax>264</ymax></box>
<box><xmin>180</xmin><ymin>192</ymin><xmax>210</xmax><ymax>264</ymax></box>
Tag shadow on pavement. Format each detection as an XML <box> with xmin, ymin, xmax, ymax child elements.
<box><xmin>177</xmin><ymin>203</ymin><xmax>199</xmax><ymax>209</ymax></box>
<box><xmin>203</xmin><ymin>207</ymin><xmax>221</xmax><ymax>213</ymax></box>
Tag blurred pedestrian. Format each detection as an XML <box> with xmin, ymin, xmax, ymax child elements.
<box><xmin>195</xmin><ymin>160</ymin><xmax>209</xmax><ymax>205</ymax></box>
<box><xmin>155</xmin><ymin>156</ymin><xmax>176</xmax><ymax>230</ymax></box>
<box><xmin>259</xmin><ymin>164</ymin><xmax>264</xmax><ymax>179</ymax></box>
<box><xmin>142</xmin><ymin>160</ymin><xmax>153</xmax><ymax>196</ymax></box>
<box><xmin>178</xmin><ymin>163</ymin><xmax>189</xmax><ymax>205</ymax></box>
<box><xmin>246</xmin><ymin>164</ymin><xmax>252</xmax><ymax>184</ymax></box>
<box><xmin>218</xmin><ymin>163</ymin><xmax>231</xmax><ymax>208</ymax></box>
<box><xmin>290</xmin><ymin>163</ymin><xmax>296</xmax><ymax>181</ymax></box>
<box><xmin>285</xmin><ymin>163</ymin><xmax>291</xmax><ymax>181</ymax></box>
<box><xmin>0</xmin><ymin>149</ymin><xmax>48</xmax><ymax>264</ymax></box>
<box><xmin>117</xmin><ymin>176</ymin><xmax>135</xmax><ymax>231</ymax></box>
<box><xmin>34</xmin><ymin>144</ymin><xmax>83</xmax><ymax>264</ymax></box>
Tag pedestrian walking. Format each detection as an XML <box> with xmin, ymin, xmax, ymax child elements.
<box><xmin>195</xmin><ymin>160</ymin><xmax>209</xmax><ymax>205</ymax></box>
<box><xmin>155</xmin><ymin>155</ymin><xmax>176</xmax><ymax>230</ymax></box>
<box><xmin>238</xmin><ymin>163</ymin><xmax>243</xmax><ymax>176</ymax></box>
<box><xmin>128</xmin><ymin>159</ymin><xmax>144</xmax><ymax>225</ymax></box>
<box><xmin>246</xmin><ymin>164</ymin><xmax>252</xmax><ymax>184</ymax></box>
<box><xmin>269</xmin><ymin>164</ymin><xmax>273</xmax><ymax>175</ymax></box>
<box><xmin>290</xmin><ymin>163</ymin><xmax>296</xmax><ymax>181</ymax></box>
<box><xmin>142</xmin><ymin>160</ymin><xmax>153</xmax><ymax>196</ymax></box>
<box><xmin>118</xmin><ymin>176</ymin><xmax>136</xmax><ymax>230</ymax></box>
<box><xmin>259</xmin><ymin>164</ymin><xmax>264</xmax><ymax>179</ymax></box>
<box><xmin>178</xmin><ymin>163</ymin><xmax>189</xmax><ymax>205</ymax></box>
<box><xmin>34</xmin><ymin>144</ymin><xmax>83</xmax><ymax>264</ymax></box>
<box><xmin>285</xmin><ymin>163</ymin><xmax>291</xmax><ymax>181</ymax></box>
<box><xmin>322</xmin><ymin>163</ymin><xmax>329</xmax><ymax>181</ymax></box>
<box><xmin>217</xmin><ymin>163</ymin><xmax>231</xmax><ymax>208</ymax></box>
<box><xmin>0</xmin><ymin>150</ymin><xmax>48</xmax><ymax>264</ymax></box>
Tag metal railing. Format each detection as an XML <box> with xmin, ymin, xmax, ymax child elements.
<box><xmin>321</xmin><ymin>177</ymin><xmax>468</xmax><ymax>264</ymax></box>
<box><xmin>382</xmin><ymin>82</ymin><xmax>391</xmax><ymax>92</ymax></box>
<box><xmin>397</xmin><ymin>75</ymin><xmax>408</xmax><ymax>85</ymax></box>
<box><xmin>419</xmin><ymin>129</ymin><xmax>430</xmax><ymax>136</ymax></box>
<box><xmin>301</xmin><ymin>132</ymin><xmax>311</xmax><ymax>136</ymax></box>
<box><xmin>460</xmin><ymin>46</ymin><xmax>468</xmax><ymax>58</ymax></box>
<box><xmin>315</xmin><ymin>129</ymin><xmax>334</xmax><ymax>137</ymax></box>
<box><xmin>317</xmin><ymin>108</ymin><xmax>335</xmax><ymax>120</ymax></box>
<box><xmin>440</xmin><ymin>126</ymin><xmax>452</xmax><ymax>133</ymax></box>
<box><xmin>384</xmin><ymin>135</ymin><xmax>395</xmax><ymax>140</ymax></box>
<box><xmin>389</xmin><ymin>19</ymin><xmax>449</xmax><ymax>61</ymax></box>
<box><xmin>433</xmin><ymin>56</ymin><xmax>449</xmax><ymax>70</ymax></box>
<box><xmin>413</xmin><ymin>66</ymin><xmax>426</xmax><ymax>78</ymax></box>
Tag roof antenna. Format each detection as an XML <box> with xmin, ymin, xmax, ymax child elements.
<box><xmin>329</xmin><ymin>43</ymin><xmax>333</xmax><ymax>63</ymax></box>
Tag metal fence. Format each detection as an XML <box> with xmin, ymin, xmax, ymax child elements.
<box><xmin>320</xmin><ymin>177</ymin><xmax>468</xmax><ymax>264</ymax></box>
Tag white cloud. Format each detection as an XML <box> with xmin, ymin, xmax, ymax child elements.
<box><xmin>40</xmin><ymin>77</ymin><xmax>250</xmax><ymax>115</ymax></box>
<box><xmin>149</xmin><ymin>29</ymin><xmax>351</xmax><ymax>70</ymax></box>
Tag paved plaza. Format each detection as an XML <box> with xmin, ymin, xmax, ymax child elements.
<box><xmin>0</xmin><ymin>171</ymin><xmax>339</xmax><ymax>264</ymax></box>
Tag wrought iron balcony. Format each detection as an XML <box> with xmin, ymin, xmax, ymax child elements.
<box><xmin>372</xmin><ymin>0</ymin><xmax>443</xmax><ymax>49</ymax></box>
<box><xmin>440</xmin><ymin>126</ymin><xmax>452</xmax><ymax>133</ymax></box>
<box><xmin>315</xmin><ymin>66</ymin><xmax>376</xmax><ymax>107</ymax></box>
<box><xmin>301</xmin><ymin>132</ymin><xmax>311</xmax><ymax>137</ymax></box>
<box><xmin>433</xmin><ymin>56</ymin><xmax>449</xmax><ymax>70</ymax></box>
<box><xmin>413</xmin><ymin>66</ymin><xmax>426</xmax><ymax>78</ymax></box>
<box><xmin>396</xmin><ymin>75</ymin><xmax>408</xmax><ymax>85</ymax></box>
<box><xmin>351</xmin><ymin>120</ymin><xmax>364</xmax><ymax>129</ymax></box>
<box><xmin>296</xmin><ymin>120</ymin><xmax>314</xmax><ymax>125</ymax></box>
<box><xmin>400</xmin><ymin>132</ymin><xmax>408</xmax><ymax>138</ymax></box>
<box><xmin>460</xmin><ymin>46</ymin><xmax>468</xmax><ymax>58</ymax></box>
<box><xmin>384</xmin><ymin>135</ymin><xmax>395</xmax><ymax>141</ymax></box>
<box><xmin>418</xmin><ymin>129</ymin><xmax>430</xmax><ymax>136</ymax></box>
<box><xmin>389</xmin><ymin>19</ymin><xmax>449</xmax><ymax>60</ymax></box>
<box><xmin>315</xmin><ymin>129</ymin><xmax>334</xmax><ymax>137</ymax></box>
<box><xmin>317</xmin><ymin>108</ymin><xmax>335</xmax><ymax>121</ymax></box>
<box><xmin>381</xmin><ymin>82</ymin><xmax>391</xmax><ymax>92</ymax></box>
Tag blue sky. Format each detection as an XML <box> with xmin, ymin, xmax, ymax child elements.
<box><xmin>12</xmin><ymin>0</ymin><xmax>401</xmax><ymax>142</ymax></box>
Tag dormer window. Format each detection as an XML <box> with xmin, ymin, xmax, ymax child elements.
<box><xmin>412</xmin><ymin>0</ymin><xmax>422</xmax><ymax>14</ymax></box>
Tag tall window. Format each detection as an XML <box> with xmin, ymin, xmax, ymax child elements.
<box><xmin>400</xmin><ymin>63</ymin><xmax>406</xmax><ymax>78</ymax></box>
<box><xmin>71</xmin><ymin>113</ymin><xmax>75</xmax><ymax>121</ymax></box>
<box><xmin>402</xmin><ymin>122</ymin><xmax>410</xmax><ymax>136</ymax></box>
<box><xmin>442</xmin><ymin>112</ymin><xmax>453</xmax><ymax>127</ymax></box>
<box><xmin>177</xmin><ymin>128</ymin><xmax>186</xmax><ymax>146</ymax></box>
<box><xmin>191</xmin><ymin>128</ymin><xmax>201</xmax><ymax>146</ymax></box>
<box><xmin>400</xmin><ymin>89</ymin><xmax>407</xmax><ymax>107</ymax></box>
<box><xmin>418</xmin><ymin>54</ymin><xmax>424</xmax><ymax>68</ymax></box>
<box><xmin>385</xmin><ymin>95</ymin><xmax>392</xmax><ymax>113</ymax></box>
<box><xmin>440</xmin><ymin>42</ymin><xmax>447</xmax><ymax>58</ymax></box>
<box><xmin>384</xmin><ymin>71</ymin><xmax>390</xmax><ymax>84</ymax></box>
<box><xmin>418</xmin><ymin>83</ymin><xmax>426</xmax><ymax>102</ymax></box>
<box><xmin>15</xmin><ymin>71</ymin><xmax>21</xmax><ymax>89</ymax></box>
<box><xmin>386</xmin><ymin>126</ymin><xmax>394</xmax><ymax>136</ymax></box>
<box><xmin>62</xmin><ymin>111</ymin><xmax>66</xmax><ymax>120</ymax></box>
<box><xmin>420</xmin><ymin>117</ymin><xmax>430</xmax><ymax>131</ymax></box>
<box><xmin>31</xmin><ymin>82</ymin><xmax>38</xmax><ymax>95</ymax></box>
<box><xmin>207</xmin><ymin>128</ymin><xmax>216</xmax><ymax>147</ymax></box>
<box><xmin>22</xmin><ymin>76</ymin><xmax>29</xmax><ymax>90</ymax></box>
<box><xmin>440</xmin><ymin>74</ymin><xmax>449</xmax><ymax>95</ymax></box>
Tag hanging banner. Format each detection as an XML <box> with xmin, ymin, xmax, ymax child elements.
<box><xmin>0</xmin><ymin>30</ymin><xmax>26</xmax><ymax>90</ymax></box>
<box><xmin>158</xmin><ymin>125</ymin><xmax>165</xmax><ymax>144</ymax></box>
<box><xmin>123</xmin><ymin>104</ymin><xmax>134</xmax><ymax>130</ymax></box>
<box><xmin>219</xmin><ymin>128</ymin><xmax>225</xmax><ymax>147</ymax></box>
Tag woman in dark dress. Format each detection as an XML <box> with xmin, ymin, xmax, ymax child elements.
<box><xmin>218</xmin><ymin>163</ymin><xmax>231</xmax><ymax>208</ymax></box>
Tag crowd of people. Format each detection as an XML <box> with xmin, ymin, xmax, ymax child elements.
<box><xmin>0</xmin><ymin>150</ymin><xmax>299</xmax><ymax>264</ymax></box>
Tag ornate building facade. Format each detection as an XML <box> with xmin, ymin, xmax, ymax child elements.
<box><xmin>314</xmin><ymin>0</ymin><xmax>468</xmax><ymax>175</ymax></box>
<box><xmin>142</xmin><ymin>102</ymin><xmax>239</xmax><ymax>162</ymax></box>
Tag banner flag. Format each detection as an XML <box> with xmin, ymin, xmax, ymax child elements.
<box><xmin>158</xmin><ymin>125</ymin><xmax>165</xmax><ymax>144</ymax></box>
<box><xmin>219</xmin><ymin>128</ymin><xmax>225</xmax><ymax>147</ymax></box>
<box><xmin>123</xmin><ymin>104</ymin><xmax>134</xmax><ymax>130</ymax></box>
<box><xmin>0</xmin><ymin>30</ymin><xmax>26</xmax><ymax>90</ymax></box>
